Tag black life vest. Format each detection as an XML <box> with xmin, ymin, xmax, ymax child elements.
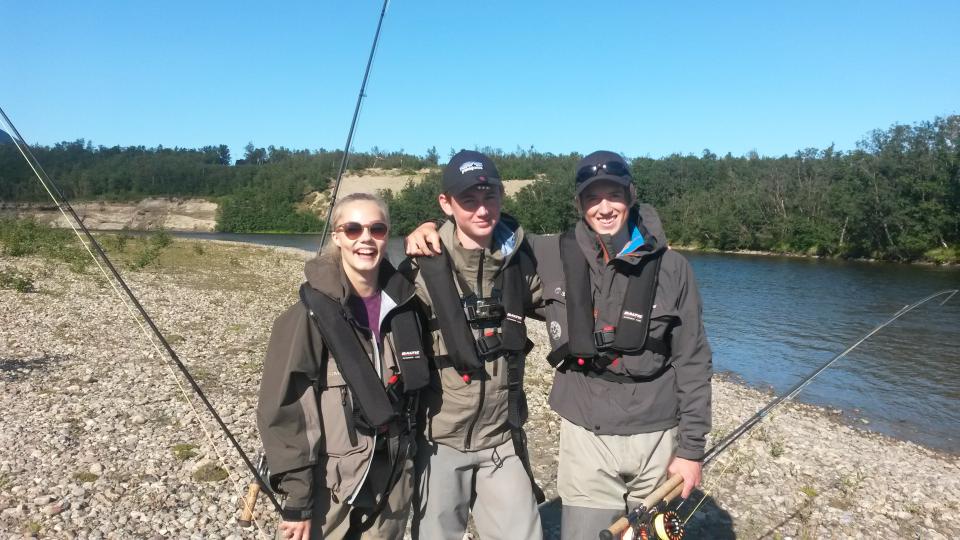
<box><xmin>298</xmin><ymin>264</ymin><xmax>429</xmax><ymax>430</ymax></box>
<box><xmin>547</xmin><ymin>229</ymin><xmax>671</xmax><ymax>382</ymax></box>
<box><xmin>416</xmin><ymin>246</ymin><xmax>532</xmax><ymax>378</ymax></box>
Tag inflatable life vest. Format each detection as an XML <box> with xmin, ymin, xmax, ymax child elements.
<box><xmin>416</xmin><ymin>246</ymin><xmax>532</xmax><ymax>379</ymax></box>
<box><xmin>298</xmin><ymin>273</ymin><xmax>428</xmax><ymax>431</ymax></box>
<box><xmin>547</xmin><ymin>229</ymin><xmax>671</xmax><ymax>383</ymax></box>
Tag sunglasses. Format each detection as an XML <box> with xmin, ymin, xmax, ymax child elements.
<box><xmin>575</xmin><ymin>160</ymin><xmax>632</xmax><ymax>185</ymax></box>
<box><xmin>335</xmin><ymin>222</ymin><xmax>389</xmax><ymax>240</ymax></box>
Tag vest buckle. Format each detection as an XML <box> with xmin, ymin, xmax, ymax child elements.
<box><xmin>593</xmin><ymin>326</ymin><xmax>617</xmax><ymax>350</ymax></box>
<box><xmin>477</xmin><ymin>329</ymin><xmax>503</xmax><ymax>357</ymax></box>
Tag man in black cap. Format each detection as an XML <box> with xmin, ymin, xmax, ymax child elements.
<box><xmin>401</xmin><ymin>150</ymin><xmax>544</xmax><ymax>540</ymax></box>
<box><xmin>406</xmin><ymin>150</ymin><xmax>712</xmax><ymax>539</ymax></box>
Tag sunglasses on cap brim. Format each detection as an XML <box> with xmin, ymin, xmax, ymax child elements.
<box><xmin>575</xmin><ymin>160</ymin><xmax>632</xmax><ymax>185</ymax></box>
<box><xmin>335</xmin><ymin>222</ymin><xmax>389</xmax><ymax>240</ymax></box>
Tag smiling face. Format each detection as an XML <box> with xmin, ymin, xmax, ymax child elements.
<box><xmin>331</xmin><ymin>200</ymin><xmax>389</xmax><ymax>278</ymax></box>
<box><xmin>438</xmin><ymin>185</ymin><xmax>502</xmax><ymax>249</ymax></box>
<box><xmin>579</xmin><ymin>180</ymin><xmax>632</xmax><ymax>235</ymax></box>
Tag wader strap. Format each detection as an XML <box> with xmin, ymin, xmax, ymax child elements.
<box><xmin>506</xmin><ymin>351</ymin><xmax>544</xmax><ymax>504</ymax></box>
<box><xmin>347</xmin><ymin>435</ymin><xmax>413</xmax><ymax>535</ymax></box>
<box><xmin>347</xmin><ymin>393</ymin><xmax>418</xmax><ymax>536</ymax></box>
<box><xmin>299</xmin><ymin>285</ymin><xmax>396</xmax><ymax>428</ymax></box>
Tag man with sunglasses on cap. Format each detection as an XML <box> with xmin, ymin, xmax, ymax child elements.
<box><xmin>406</xmin><ymin>150</ymin><xmax>712</xmax><ymax>539</ymax></box>
<box><xmin>400</xmin><ymin>150</ymin><xmax>544</xmax><ymax>540</ymax></box>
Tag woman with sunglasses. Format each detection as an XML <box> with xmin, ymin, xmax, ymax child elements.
<box><xmin>258</xmin><ymin>192</ymin><xmax>431</xmax><ymax>540</ymax></box>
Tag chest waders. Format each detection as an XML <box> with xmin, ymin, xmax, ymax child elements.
<box><xmin>298</xmin><ymin>272</ymin><xmax>429</xmax><ymax>533</ymax></box>
<box><xmin>417</xmin><ymin>246</ymin><xmax>545</xmax><ymax>503</ymax></box>
<box><xmin>547</xmin><ymin>230</ymin><xmax>672</xmax><ymax>383</ymax></box>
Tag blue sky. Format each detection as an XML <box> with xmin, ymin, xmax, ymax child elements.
<box><xmin>2</xmin><ymin>1</ymin><xmax>958</xmax><ymax>162</ymax></box>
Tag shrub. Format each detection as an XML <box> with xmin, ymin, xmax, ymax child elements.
<box><xmin>0</xmin><ymin>267</ymin><xmax>35</xmax><ymax>292</ymax></box>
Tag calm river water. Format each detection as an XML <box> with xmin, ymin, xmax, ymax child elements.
<box><xmin>171</xmin><ymin>231</ymin><xmax>960</xmax><ymax>452</ymax></box>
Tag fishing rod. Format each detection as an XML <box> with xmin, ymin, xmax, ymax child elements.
<box><xmin>237</xmin><ymin>0</ymin><xmax>393</xmax><ymax>526</ymax></box>
<box><xmin>316</xmin><ymin>0</ymin><xmax>391</xmax><ymax>252</ymax></box>
<box><xmin>2</xmin><ymin>0</ymin><xmax>394</xmax><ymax>531</ymax></box>
<box><xmin>0</xmin><ymin>104</ymin><xmax>283</xmax><ymax>521</ymax></box>
<box><xmin>600</xmin><ymin>288</ymin><xmax>958</xmax><ymax>540</ymax></box>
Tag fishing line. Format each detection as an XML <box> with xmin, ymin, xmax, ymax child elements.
<box><xmin>601</xmin><ymin>288</ymin><xmax>958</xmax><ymax>539</ymax></box>
<box><xmin>0</xmin><ymin>106</ymin><xmax>281</xmax><ymax>535</ymax></box>
<box><xmin>318</xmin><ymin>0</ymin><xmax>391</xmax><ymax>252</ymax></box>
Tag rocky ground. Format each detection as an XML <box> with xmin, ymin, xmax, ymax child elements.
<box><xmin>1</xmin><ymin>240</ymin><xmax>958</xmax><ymax>539</ymax></box>
<box><xmin>0</xmin><ymin>200</ymin><xmax>218</xmax><ymax>232</ymax></box>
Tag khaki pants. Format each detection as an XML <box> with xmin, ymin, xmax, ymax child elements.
<box><xmin>557</xmin><ymin>418</ymin><xmax>677</xmax><ymax>510</ymax></box>
<box><xmin>412</xmin><ymin>438</ymin><xmax>543</xmax><ymax>540</ymax></box>
<box><xmin>277</xmin><ymin>448</ymin><xmax>414</xmax><ymax>540</ymax></box>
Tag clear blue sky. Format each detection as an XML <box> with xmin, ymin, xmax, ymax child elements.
<box><xmin>2</xmin><ymin>1</ymin><xmax>958</xmax><ymax>163</ymax></box>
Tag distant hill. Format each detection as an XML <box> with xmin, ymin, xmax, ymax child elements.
<box><xmin>0</xmin><ymin>129</ymin><xmax>13</xmax><ymax>145</ymax></box>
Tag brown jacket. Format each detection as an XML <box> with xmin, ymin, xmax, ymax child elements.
<box><xmin>401</xmin><ymin>216</ymin><xmax>542</xmax><ymax>452</ymax></box>
<box><xmin>256</xmin><ymin>255</ymin><xmax>421</xmax><ymax>517</ymax></box>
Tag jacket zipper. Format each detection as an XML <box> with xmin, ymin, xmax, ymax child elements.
<box><xmin>464</xmin><ymin>249</ymin><xmax>486</xmax><ymax>450</ymax></box>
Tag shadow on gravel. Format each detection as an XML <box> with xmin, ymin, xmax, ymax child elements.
<box><xmin>0</xmin><ymin>354</ymin><xmax>65</xmax><ymax>380</ymax></box>
<box><xmin>677</xmin><ymin>490</ymin><xmax>736</xmax><ymax>539</ymax></box>
<box><xmin>539</xmin><ymin>497</ymin><xmax>561</xmax><ymax>540</ymax></box>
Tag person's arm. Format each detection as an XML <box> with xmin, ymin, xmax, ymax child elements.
<box><xmin>405</xmin><ymin>220</ymin><xmax>443</xmax><ymax>256</ymax></box>
<box><xmin>668</xmin><ymin>255</ymin><xmax>713</xmax><ymax>497</ymax></box>
<box><xmin>521</xmin><ymin>235</ymin><xmax>547</xmax><ymax>319</ymax></box>
<box><xmin>256</xmin><ymin>306</ymin><xmax>324</xmax><ymax>523</ymax></box>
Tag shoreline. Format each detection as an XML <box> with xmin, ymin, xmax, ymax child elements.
<box><xmin>1</xmin><ymin>240</ymin><xmax>958</xmax><ymax>538</ymax></box>
<box><xmin>671</xmin><ymin>245</ymin><xmax>960</xmax><ymax>267</ymax></box>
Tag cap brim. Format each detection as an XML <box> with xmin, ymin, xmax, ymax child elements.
<box><xmin>575</xmin><ymin>174</ymin><xmax>632</xmax><ymax>195</ymax></box>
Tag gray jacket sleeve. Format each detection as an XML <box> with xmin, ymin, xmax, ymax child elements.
<box><xmin>669</xmin><ymin>255</ymin><xmax>713</xmax><ymax>460</ymax></box>
<box><xmin>256</xmin><ymin>304</ymin><xmax>324</xmax><ymax>519</ymax></box>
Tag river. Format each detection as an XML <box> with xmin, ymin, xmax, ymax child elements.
<box><xmin>167</xmin><ymin>231</ymin><xmax>960</xmax><ymax>453</ymax></box>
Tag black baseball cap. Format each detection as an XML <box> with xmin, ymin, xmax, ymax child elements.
<box><xmin>574</xmin><ymin>150</ymin><xmax>633</xmax><ymax>196</ymax></box>
<box><xmin>442</xmin><ymin>150</ymin><xmax>502</xmax><ymax>196</ymax></box>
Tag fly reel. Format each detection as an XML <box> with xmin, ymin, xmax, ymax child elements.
<box><xmin>621</xmin><ymin>510</ymin><xmax>684</xmax><ymax>540</ymax></box>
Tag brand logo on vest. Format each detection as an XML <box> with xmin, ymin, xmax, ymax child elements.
<box><xmin>550</xmin><ymin>321</ymin><xmax>562</xmax><ymax>341</ymax></box>
<box><xmin>622</xmin><ymin>310</ymin><xmax>644</xmax><ymax>323</ymax></box>
<box><xmin>554</xmin><ymin>286</ymin><xmax>565</xmax><ymax>298</ymax></box>
<box><xmin>401</xmin><ymin>350</ymin><xmax>421</xmax><ymax>359</ymax></box>
<box><xmin>505</xmin><ymin>312</ymin><xmax>524</xmax><ymax>324</ymax></box>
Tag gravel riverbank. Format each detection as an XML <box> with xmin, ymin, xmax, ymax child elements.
<box><xmin>1</xmin><ymin>240</ymin><xmax>957</xmax><ymax>539</ymax></box>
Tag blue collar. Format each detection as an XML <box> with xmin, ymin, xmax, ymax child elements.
<box><xmin>616</xmin><ymin>215</ymin><xmax>646</xmax><ymax>257</ymax></box>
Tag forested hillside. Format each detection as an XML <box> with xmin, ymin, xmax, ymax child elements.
<box><xmin>2</xmin><ymin>117</ymin><xmax>957</xmax><ymax>261</ymax></box>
